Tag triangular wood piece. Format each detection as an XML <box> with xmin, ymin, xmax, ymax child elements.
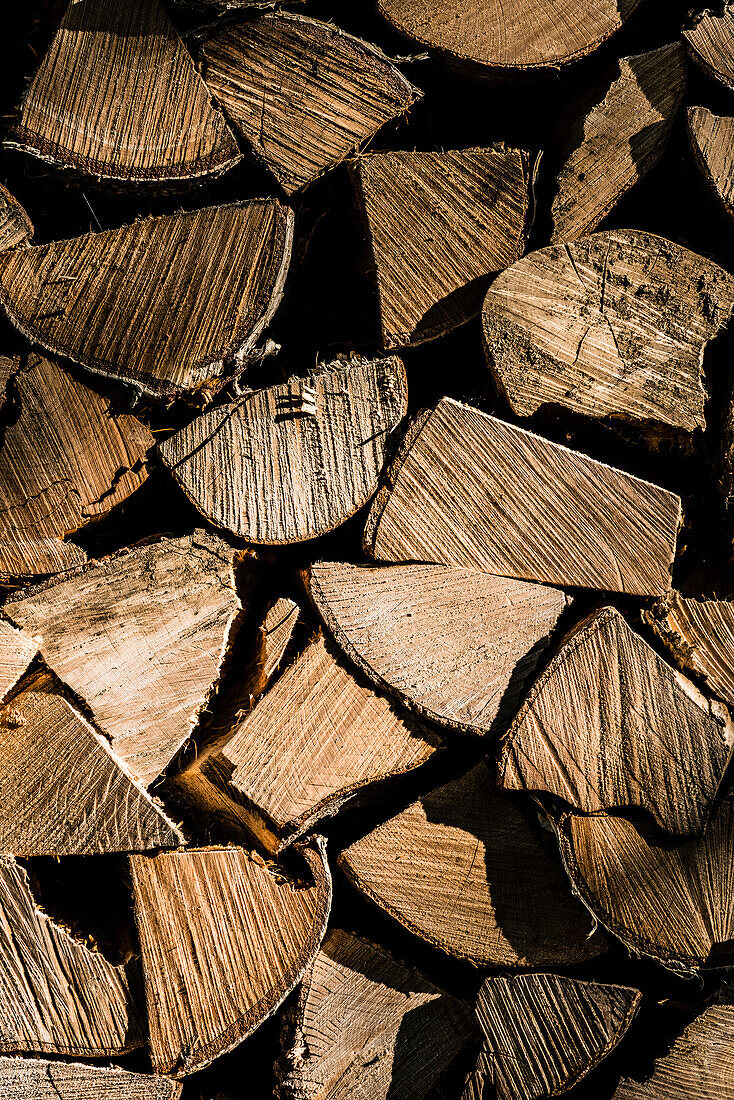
<box><xmin>0</xmin><ymin>184</ymin><xmax>32</xmax><ymax>252</ymax></box>
<box><xmin>170</xmin><ymin>632</ymin><xmax>439</xmax><ymax>853</ymax></box>
<box><xmin>0</xmin><ymin>855</ymin><xmax>142</xmax><ymax>1057</ymax></box>
<box><xmin>354</xmin><ymin>147</ymin><xmax>529</xmax><ymax>349</ymax></box>
<box><xmin>159</xmin><ymin>356</ymin><xmax>407</xmax><ymax>544</ymax></box>
<box><xmin>0</xmin><ymin>1057</ymin><xmax>181</xmax><ymax>1099</ymax></box>
<box><xmin>0</xmin><ymin>201</ymin><xmax>293</xmax><ymax>401</ymax></box>
<box><xmin>129</xmin><ymin>841</ymin><xmax>331</xmax><ymax>1077</ymax></box>
<box><xmin>483</xmin><ymin>230</ymin><xmax>734</xmax><ymax>435</ymax></box>
<box><xmin>5</xmin><ymin>532</ymin><xmax>243</xmax><ymax>786</ymax></box>
<box><xmin>0</xmin><ymin>620</ymin><xmax>38</xmax><ymax>701</ymax></box>
<box><xmin>338</xmin><ymin>763</ymin><xmax>607</xmax><ymax>968</ymax></box>
<box><xmin>550</xmin><ymin>45</ymin><xmax>686</xmax><ymax>241</ymax></box>
<box><xmin>259</xmin><ymin>597</ymin><xmax>299</xmax><ymax>687</ymax></box>
<box><xmin>277</xmin><ymin>929</ymin><xmax>478</xmax><ymax>1100</ymax></box>
<box><xmin>0</xmin><ymin>354</ymin><xmax>152</xmax><ymax>580</ymax></box>
<box><xmin>305</xmin><ymin>561</ymin><xmax>571</xmax><ymax>736</ymax></box>
<box><xmin>364</xmin><ymin>397</ymin><xmax>681</xmax><ymax>596</ymax></box>
<box><xmin>202</xmin><ymin>13</ymin><xmax>421</xmax><ymax>194</ymax></box>
<box><xmin>5</xmin><ymin>0</ymin><xmax>241</xmax><ymax>187</ymax></box>
<box><xmin>684</xmin><ymin>5</ymin><xmax>734</xmax><ymax>93</ymax></box>
<box><xmin>557</xmin><ymin>801</ymin><xmax>734</xmax><ymax>969</ymax></box>
<box><xmin>647</xmin><ymin>593</ymin><xmax>734</xmax><ymax>708</ymax></box>
<box><xmin>500</xmin><ymin>607</ymin><xmax>734</xmax><ymax>836</ymax></box>
<box><xmin>688</xmin><ymin>107</ymin><xmax>734</xmax><ymax>222</ymax></box>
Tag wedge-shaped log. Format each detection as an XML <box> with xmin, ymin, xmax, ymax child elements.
<box><xmin>5</xmin><ymin>532</ymin><xmax>243</xmax><ymax>786</ymax></box>
<box><xmin>259</xmin><ymin>597</ymin><xmax>299</xmax><ymax>686</ymax></box>
<box><xmin>0</xmin><ymin>620</ymin><xmax>38</xmax><ymax>701</ymax></box>
<box><xmin>364</xmin><ymin>398</ymin><xmax>681</xmax><ymax>595</ymax></box>
<box><xmin>500</xmin><ymin>607</ymin><xmax>734</xmax><ymax>836</ymax></box>
<box><xmin>354</xmin><ymin>147</ymin><xmax>528</xmax><ymax>348</ymax></box>
<box><xmin>0</xmin><ymin>1057</ymin><xmax>181</xmax><ymax>1099</ymax></box>
<box><xmin>160</xmin><ymin>357</ymin><xmax>407</xmax><ymax>544</ymax></box>
<box><xmin>684</xmin><ymin>5</ymin><xmax>734</xmax><ymax>92</ymax></box>
<box><xmin>688</xmin><ymin>107</ymin><xmax>734</xmax><ymax>222</ymax></box>
<box><xmin>305</xmin><ymin>561</ymin><xmax>570</xmax><ymax>736</ymax></box>
<box><xmin>0</xmin><ymin>355</ymin><xmax>152</xmax><ymax>580</ymax></box>
<box><xmin>170</xmin><ymin>632</ymin><xmax>439</xmax><ymax>853</ymax></box>
<box><xmin>0</xmin><ymin>201</ymin><xmax>293</xmax><ymax>401</ymax></box>
<box><xmin>129</xmin><ymin>842</ymin><xmax>331</xmax><ymax>1077</ymax></box>
<box><xmin>202</xmin><ymin>13</ymin><xmax>421</xmax><ymax>194</ymax></box>
<box><xmin>483</xmin><ymin>230</ymin><xmax>734</xmax><ymax>434</ymax></box>
<box><xmin>4</xmin><ymin>0</ymin><xmax>240</xmax><ymax>187</ymax></box>
<box><xmin>0</xmin><ymin>185</ymin><xmax>32</xmax><ymax>251</ymax></box>
<box><xmin>647</xmin><ymin>593</ymin><xmax>734</xmax><ymax>707</ymax></box>
<box><xmin>0</xmin><ymin>855</ymin><xmax>142</xmax><ymax>1056</ymax></box>
<box><xmin>278</xmin><ymin>929</ymin><xmax>477</xmax><ymax>1100</ymax></box>
<box><xmin>550</xmin><ymin>45</ymin><xmax>685</xmax><ymax>241</ymax></box>
<box><xmin>338</xmin><ymin>763</ymin><xmax>606</xmax><ymax>967</ymax></box>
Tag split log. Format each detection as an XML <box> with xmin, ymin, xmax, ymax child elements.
<box><xmin>5</xmin><ymin>532</ymin><xmax>243</xmax><ymax>786</ymax></box>
<box><xmin>684</xmin><ymin>5</ymin><xmax>734</xmax><ymax>93</ymax></box>
<box><xmin>354</xmin><ymin>146</ymin><xmax>529</xmax><ymax>349</ymax></box>
<box><xmin>0</xmin><ymin>355</ymin><xmax>152</xmax><ymax>580</ymax></box>
<box><xmin>159</xmin><ymin>356</ymin><xmax>407</xmax><ymax>544</ymax></box>
<box><xmin>556</xmin><ymin>801</ymin><xmax>734</xmax><ymax>969</ymax></box>
<box><xmin>0</xmin><ymin>621</ymin><xmax>38</xmax><ymax>701</ymax></box>
<box><xmin>259</xmin><ymin>597</ymin><xmax>299</xmax><ymax>686</ymax></box>
<box><xmin>0</xmin><ymin>184</ymin><xmax>32</xmax><ymax>252</ymax></box>
<box><xmin>688</xmin><ymin>106</ymin><xmax>734</xmax><ymax>222</ymax></box>
<box><xmin>482</xmin><ymin>230</ymin><xmax>734</xmax><ymax>435</ymax></box>
<box><xmin>277</xmin><ymin>929</ymin><xmax>478</xmax><ymax>1100</ymax></box>
<box><xmin>0</xmin><ymin>1057</ymin><xmax>181</xmax><ymax>1099</ymax></box>
<box><xmin>4</xmin><ymin>0</ymin><xmax>240</xmax><ymax>187</ymax></box>
<box><xmin>129</xmin><ymin>841</ymin><xmax>331</xmax><ymax>1076</ymax></box>
<box><xmin>304</xmin><ymin>561</ymin><xmax>570</xmax><ymax>736</ymax></box>
<box><xmin>338</xmin><ymin>763</ymin><xmax>607</xmax><ymax>968</ymax></box>
<box><xmin>0</xmin><ymin>855</ymin><xmax>142</xmax><ymax>1056</ymax></box>
<box><xmin>364</xmin><ymin>397</ymin><xmax>681</xmax><ymax>595</ymax></box>
<box><xmin>646</xmin><ymin>593</ymin><xmax>734</xmax><ymax>707</ymax></box>
<box><xmin>170</xmin><ymin>632</ymin><xmax>439</xmax><ymax>853</ymax></box>
<box><xmin>549</xmin><ymin>45</ymin><xmax>686</xmax><ymax>241</ymax></box>
<box><xmin>464</xmin><ymin>974</ymin><xmax>641</xmax><ymax>1100</ymax></box>
<box><xmin>499</xmin><ymin>606</ymin><xmax>734</xmax><ymax>836</ymax></box>
<box><xmin>0</xmin><ymin>201</ymin><xmax>293</xmax><ymax>401</ymax></box>
<box><xmin>201</xmin><ymin>13</ymin><xmax>421</xmax><ymax>194</ymax></box>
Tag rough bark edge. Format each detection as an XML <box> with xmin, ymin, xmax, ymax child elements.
<box><xmin>687</xmin><ymin>106</ymin><xmax>734</xmax><ymax>224</ymax></box>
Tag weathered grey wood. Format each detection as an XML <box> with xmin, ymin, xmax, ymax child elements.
<box><xmin>647</xmin><ymin>593</ymin><xmax>734</xmax><ymax>708</ymax></box>
<box><xmin>0</xmin><ymin>185</ymin><xmax>32</xmax><ymax>252</ymax></box>
<box><xmin>684</xmin><ymin>5</ymin><xmax>734</xmax><ymax>92</ymax></box>
<box><xmin>688</xmin><ymin>107</ymin><xmax>734</xmax><ymax>222</ymax></box>
<box><xmin>0</xmin><ymin>1057</ymin><xmax>181</xmax><ymax>1099</ymax></box>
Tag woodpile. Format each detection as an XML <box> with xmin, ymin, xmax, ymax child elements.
<box><xmin>2</xmin><ymin>1</ymin><xmax>734</xmax><ymax>1098</ymax></box>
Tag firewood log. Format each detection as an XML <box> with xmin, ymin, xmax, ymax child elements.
<box><xmin>688</xmin><ymin>107</ymin><xmax>734</xmax><ymax>222</ymax></box>
<box><xmin>646</xmin><ymin>593</ymin><xmax>734</xmax><ymax>707</ymax></box>
<box><xmin>259</xmin><ymin>597</ymin><xmax>299</xmax><ymax>686</ymax></box>
<box><xmin>0</xmin><ymin>620</ymin><xmax>38</xmax><ymax>701</ymax></box>
<box><xmin>0</xmin><ymin>184</ymin><xmax>32</xmax><ymax>252</ymax></box>
<box><xmin>0</xmin><ymin>1056</ymin><xmax>181</xmax><ymax>1099</ymax></box>
<box><xmin>684</xmin><ymin>4</ymin><xmax>734</xmax><ymax>92</ymax></box>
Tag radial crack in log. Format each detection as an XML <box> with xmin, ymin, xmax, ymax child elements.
<box><xmin>0</xmin><ymin>1056</ymin><xmax>181</xmax><ymax>1098</ymax></box>
<box><xmin>0</xmin><ymin>184</ymin><xmax>32</xmax><ymax>252</ymax></box>
<box><xmin>688</xmin><ymin>106</ymin><xmax>734</xmax><ymax>222</ymax></box>
<box><xmin>646</xmin><ymin>593</ymin><xmax>734</xmax><ymax>708</ymax></box>
<box><xmin>305</xmin><ymin>561</ymin><xmax>571</xmax><ymax>736</ymax></box>
<box><xmin>684</xmin><ymin>4</ymin><xmax>734</xmax><ymax>93</ymax></box>
<box><xmin>364</xmin><ymin>397</ymin><xmax>681</xmax><ymax>596</ymax></box>
<box><xmin>0</xmin><ymin>201</ymin><xmax>293</xmax><ymax>401</ymax></box>
<box><xmin>4</xmin><ymin>0</ymin><xmax>241</xmax><ymax>187</ymax></box>
<box><xmin>129</xmin><ymin>841</ymin><xmax>332</xmax><ymax>1077</ymax></box>
<box><xmin>338</xmin><ymin>763</ymin><xmax>607</xmax><ymax>968</ymax></box>
<box><xmin>202</xmin><ymin>12</ymin><xmax>421</xmax><ymax>194</ymax></box>
<box><xmin>482</xmin><ymin>230</ymin><xmax>734</xmax><ymax>434</ymax></box>
<box><xmin>159</xmin><ymin>356</ymin><xmax>407</xmax><ymax>544</ymax></box>
<box><xmin>0</xmin><ymin>620</ymin><xmax>38</xmax><ymax>702</ymax></box>
<box><xmin>354</xmin><ymin>146</ymin><xmax>529</xmax><ymax>349</ymax></box>
<box><xmin>277</xmin><ymin>929</ymin><xmax>478</xmax><ymax>1100</ymax></box>
<box><xmin>5</xmin><ymin>531</ymin><xmax>243</xmax><ymax>787</ymax></box>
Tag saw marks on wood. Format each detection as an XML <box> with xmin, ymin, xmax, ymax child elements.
<box><xmin>685</xmin><ymin>5</ymin><xmax>734</xmax><ymax>92</ymax></box>
<box><xmin>0</xmin><ymin>621</ymin><xmax>38</xmax><ymax>702</ymax></box>
<box><xmin>278</xmin><ymin>929</ymin><xmax>477</xmax><ymax>1100</ymax></box>
<box><xmin>338</xmin><ymin>763</ymin><xmax>606</xmax><ymax>968</ymax></box>
<box><xmin>483</xmin><ymin>230</ymin><xmax>734</xmax><ymax>434</ymax></box>
<box><xmin>0</xmin><ymin>1057</ymin><xmax>181</xmax><ymax>1099</ymax></box>
<box><xmin>0</xmin><ymin>185</ymin><xmax>32</xmax><ymax>252</ymax></box>
<box><xmin>202</xmin><ymin>12</ymin><xmax>421</xmax><ymax>194</ymax></box>
<box><xmin>5</xmin><ymin>0</ymin><xmax>240</xmax><ymax>186</ymax></box>
<box><xmin>306</xmin><ymin>561</ymin><xmax>570</xmax><ymax>736</ymax></box>
<box><xmin>365</xmin><ymin>398</ymin><xmax>681</xmax><ymax>595</ymax></box>
<box><xmin>259</xmin><ymin>597</ymin><xmax>299</xmax><ymax>687</ymax></box>
<box><xmin>160</xmin><ymin>356</ymin><xmax>407</xmax><ymax>544</ymax></box>
<box><xmin>0</xmin><ymin>355</ymin><xmax>151</xmax><ymax>580</ymax></box>
<box><xmin>550</xmin><ymin>45</ymin><xmax>686</xmax><ymax>241</ymax></box>
<box><xmin>0</xmin><ymin>855</ymin><xmax>141</xmax><ymax>1056</ymax></box>
<box><xmin>0</xmin><ymin>201</ymin><xmax>293</xmax><ymax>400</ymax></box>
<box><xmin>688</xmin><ymin>107</ymin><xmax>734</xmax><ymax>222</ymax></box>
<box><xmin>129</xmin><ymin>842</ymin><xmax>331</xmax><ymax>1077</ymax></box>
<box><xmin>5</xmin><ymin>532</ymin><xmax>242</xmax><ymax>787</ymax></box>
<box><xmin>354</xmin><ymin>147</ymin><xmax>529</xmax><ymax>349</ymax></box>
<box><xmin>647</xmin><ymin>593</ymin><xmax>734</xmax><ymax>708</ymax></box>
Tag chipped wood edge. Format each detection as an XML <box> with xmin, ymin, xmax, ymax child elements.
<box><xmin>687</xmin><ymin>106</ymin><xmax>734</xmax><ymax>224</ymax></box>
<box><xmin>643</xmin><ymin>596</ymin><xmax>708</xmax><ymax>686</ymax></box>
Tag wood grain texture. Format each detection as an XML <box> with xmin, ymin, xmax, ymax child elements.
<box><xmin>338</xmin><ymin>763</ymin><xmax>607</xmax><ymax>967</ymax></box>
<box><xmin>5</xmin><ymin>0</ymin><xmax>241</xmax><ymax>186</ymax></box>
<box><xmin>278</xmin><ymin>929</ymin><xmax>477</xmax><ymax>1100</ymax></box>
<box><xmin>0</xmin><ymin>185</ymin><xmax>32</xmax><ymax>252</ymax></box>
<box><xmin>355</xmin><ymin>147</ymin><xmax>529</xmax><ymax>349</ymax></box>
<box><xmin>500</xmin><ymin>607</ymin><xmax>734</xmax><ymax>835</ymax></box>
<box><xmin>0</xmin><ymin>855</ymin><xmax>142</xmax><ymax>1056</ymax></box>
<box><xmin>260</xmin><ymin>597</ymin><xmax>299</xmax><ymax>685</ymax></box>
<box><xmin>172</xmin><ymin>632</ymin><xmax>438</xmax><ymax>853</ymax></box>
<box><xmin>684</xmin><ymin>5</ymin><xmax>734</xmax><ymax>92</ymax></box>
<box><xmin>0</xmin><ymin>201</ymin><xmax>293</xmax><ymax>400</ymax></box>
<box><xmin>483</xmin><ymin>230</ymin><xmax>734</xmax><ymax>433</ymax></box>
<box><xmin>550</xmin><ymin>45</ymin><xmax>686</xmax><ymax>241</ymax></box>
<box><xmin>159</xmin><ymin>356</ymin><xmax>407</xmax><ymax>544</ymax></box>
<box><xmin>0</xmin><ymin>1057</ymin><xmax>181</xmax><ymax>1099</ymax></box>
<box><xmin>557</xmin><ymin>802</ymin><xmax>734</xmax><ymax>969</ymax></box>
<box><xmin>305</xmin><ymin>560</ymin><xmax>570</xmax><ymax>736</ymax></box>
<box><xmin>129</xmin><ymin>841</ymin><xmax>331</xmax><ymax>1077</ymax></box>
<box><xmin>0</xmin><ymin>355</ymin><xmax>151</xmax><ymax>580</ymax></box>
<box><xmin>202</xmin><ymin>12</ymin><xmax>421</xmax><ymax>194</ymax></box>
<box><xmin>365</xmin><ymin>398</ymin><xmax>681</xmax><ymax>596</ymax></box>
<box><xmin>5</xmin><ymin>532</ymin><xmax>242</xmax><ymax>786</ymax></box>
<box><xmin>0</xmin><ymin>621</ymin><xmax>38</xmax><ymax>702</ymax></box>
<box><xmin>688</xmin><ymin>106</ymin><xmax>734</xmax><ymax>222</ymax></box>
<box><xmin>647</xmin><ymin>593</ymin><xmax>734</xmax><ymax>707</ymax></box>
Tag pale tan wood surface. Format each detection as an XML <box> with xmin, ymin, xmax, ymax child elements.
<box><xmin>685</xmin><ymin>5</ymin><xmax>734</xmax><ymax>92</ymax></box>
<box><xmin>0</xmin><ymin>1057</ymin><xmax>181</xmax><ymax>1099</ymax></box>
<box><xmin>0</xmin><ymin>621</ymin><xmax>38</xmax><ymax>702</ymax></box>
<box><xmin>259</xmin><ymin>597</ymin><xmax>299</xmax><ymax>686</ymax></box>
<box><xmin>647</xmin><ymin>593</ymin><xmax>734</xmax><ymax>707</ymax></box>
<box><xmin>0</xmin><ymin>184</ymin><xmax>32</xmax><ymax>252</ymax></box>
<box><xmin>688</xmin><ymin>106</ymin><xmax>734</xmax><ymax>221</ymax></box>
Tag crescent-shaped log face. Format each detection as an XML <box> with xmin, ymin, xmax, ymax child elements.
<box><xmin>689</xmin><ymin>107</ymin><xmax>734</xmax><ymax>223</ymax></box>
<box><xmin>685</xmin><ymin>5</ymin><xmax>734</xmax><ymax>93</ymax></box>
